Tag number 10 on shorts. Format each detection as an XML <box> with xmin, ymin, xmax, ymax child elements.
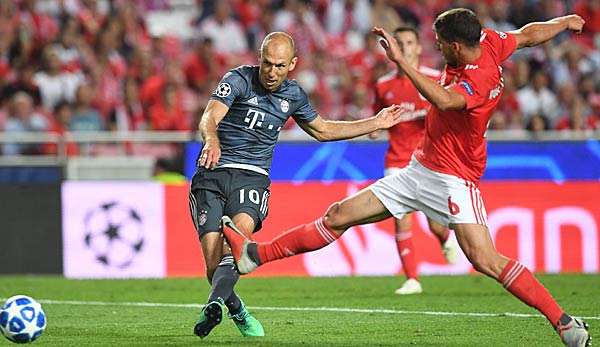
<box><xmin>239</xmin><ymin>188</ymin><xmax>269</xmax><ymax>214</ymax></box>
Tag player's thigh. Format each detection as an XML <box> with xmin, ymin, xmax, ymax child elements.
<box><xmin>453</xmin><ymin>223</ymin><xmax>507</xmax><ymax>277</ymax></box>
<box><xmin>231</xmin><ymin>213</ymin><xmax>255</xmax><ymax>237</ymax></box>
<box><xmin>189</xmin><ymin>188</ymin><xmax>225</xmax><ymax>237</ymax></box>
<box><xmin>325</xmin><ymin>187</ymin><xmax>392</xmax><ymax>231</ymax></box>
<box><xmin>427</xmin><ymin>217</ymin><xmax>446</xmax><ymax>235</ymax></box>
<box><xmin>224</xmin><ymin>170</ymin><xmax>270</xmax><ymax>233</ymax></box>
<box><xmin>370</xmin><ymin>165</ymin><xmax>419</xmax><ymax>222</ymax></box>
<box><xmin>413</xmin><ymin>161</ymin><xmax>488</xmax><ymax>227</ymax></box>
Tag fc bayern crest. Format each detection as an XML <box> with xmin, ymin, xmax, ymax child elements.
<box><xmin>198</xmin><ymin>210</ymin><xmax>208</xmax><ymax>226</ymax></box>
<box><xmin>280</xmin><ymin>99</ymin><xmax>289</xmax><ymax>112</ymax></box>
<box><xmin>215</xmin><ymin>83</ymin><xmax>231</xmax><ymax>97</ymax></box>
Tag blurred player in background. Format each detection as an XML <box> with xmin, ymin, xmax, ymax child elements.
<box><xmin>223</xmin><ymin>10</ymin><xmax>590</xmax><ymax>347</ymax></box>
<box><xmin>189</xmin><ymin>32</ymin><xmax>404</xmax><ymax>339</ymax></box>
<box><xmin>372</xmin><ymin>26</ymin><xmax>459</xmax><ymax>295</ymax></box>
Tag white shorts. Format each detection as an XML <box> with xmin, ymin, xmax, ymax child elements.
<box><xmin>371</xmin><ymin>158</ymin><xmax>488</xmax><ymax>227</ymax></box>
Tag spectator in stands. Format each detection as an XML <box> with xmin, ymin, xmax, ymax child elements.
<box><xmin>2</xmin><ymin>92</ymin><xmax>48</xmax><ymax>155</ymax></box>
<box><xmin>370</xmin><ymin>0</ymin><xmax>402</xmax><ymax>33</ymax></box>
<box><xmin>33</xmin><ymin>47</ymin><xmax>84</xmax><ymax>110</ymax></box>
<box><xmin>51</xmin><ymin>16</ymin><xmax>83</xmax><ymax>73</ymax></box>
<box><xmin>325</xmin><ymin>0</ymin><xmax>371</xmax><ymax>36</ymax></box>
<box><xmin>109</xmin><ymin>77</ymin><xmax>146</xmax><ymax>131</ymax></box>
<box><xmin>247</xmin><ymin>7</ymin><xmax>275</xmax><ymax>51</ymax></box>
<box><xmin>197</xmin><ymin>0</ymin><xmax>248</xmax><ymax>54</ymax></box>
<box><xmin>1</xmin><ymin>64</ymin><xmax>41</xmax><ymax>107</ymax></box>
<box><xmin>184</xmin><ymin>37</ymin><xmax>223</xmax><ymax>93</ymax></box>
<box><xmin>149</xmin><ymin>84</ymin><xmax>190</xmax><ymax>131</ymax></box>
<box><xmin>526</xmin><ymin>113</ymin><xmax>551</xmax><ymax>136</ymax></box>
<box><xmin>574</xmin><ymin>0</ymin><xmax>600</xmax><ymax>39</ymax></box>
<box><xmin>517</xmin><ymin>70</ymin><xmax>560</xmax><ymax>124</ymax></box>
<box><xmin>70</xmin><ymin>84</ymin><xmax>103</xmax><ymax>131</ymax></box>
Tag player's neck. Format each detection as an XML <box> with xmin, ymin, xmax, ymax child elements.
<box><xmin>460</xmin><ymin>47</ymin><xmax>482</xmax><ymax>65</ymax></box>
<box><xmin>397</xmin><ymin>60</ymin><xmax>419</xmax><ymax>76</ymax></box>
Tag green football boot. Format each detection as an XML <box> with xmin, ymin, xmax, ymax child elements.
<box><xmin>229</xmin><ymin>302</ymin><xmax>265</xmax><ymax>337</ymax></box>
<box><xmin>193</xmin><ymin>301</ymin><xmax>223</xmax><ymax>338</ymax></box>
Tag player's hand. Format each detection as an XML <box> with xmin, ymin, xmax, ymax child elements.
<box><xmin>372</xmin><ymin>27</ymin><xmax>406</xmax><ymax>66</ymax></box>
<box><xmin>563</xmin><ymin>14</ymin><xmax>585</xmax><ymax>34</ymax></box>
<box><xmin>199</xmin><ymin>138</ymin><xmax>221</xmax><ymax>170</ymax></box>
<box><xmin>374</xmin><ymin>105</ymin><xmax>404</xmax><ymax>130</ymax></box>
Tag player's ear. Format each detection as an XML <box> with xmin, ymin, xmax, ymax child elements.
<box><xmin>288</xmin><ymin>56</ymin><xmax>298</xmax><ymax>72</ymax></box>
<box><xmin>451</xmin><ymin>42</ymin><xmax>461</xmax><ymax>53</ymax></box>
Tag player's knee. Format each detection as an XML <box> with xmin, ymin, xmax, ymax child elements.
<box><xmin>323</xmin><ymin>202</ymin><xmax>347</xmax><ymax>231</ymax></box>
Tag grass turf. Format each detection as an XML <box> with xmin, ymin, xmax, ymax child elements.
<box><xmin>0</xmin><ymin>274</ymin><xmax>597</xmax><ymax>346</ymax></box>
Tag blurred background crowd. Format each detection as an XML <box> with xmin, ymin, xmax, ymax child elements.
<box><xmin>0</xmin><ymin>0</ymin><xmax>599</xmax><ymax>156</ymax></box>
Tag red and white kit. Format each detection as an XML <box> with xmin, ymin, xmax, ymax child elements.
<box><xmin>371</xmin><ymin>29</ymin><xmax>517</xmax><ymax>226</ymax></box>
<box><xmin>373</xmin><ymin>66</ymin><xmax>440</xmax><ymax>171</ymax></box>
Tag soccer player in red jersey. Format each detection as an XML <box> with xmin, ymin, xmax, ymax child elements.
<box><xmin>372</xmin><ymin>26</ymin><xmax>459</xmax><ymax>295</ymax></box>
<box><xmin>223</xmin><ymin>9</ymin><xmax>590</xmax><ymax>346</ymax></box>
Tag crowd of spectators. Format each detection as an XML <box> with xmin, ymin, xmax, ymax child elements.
<box><xmin>0</xmin><ymin>0</ymin><xmax>599</xmax><ymax>155</ymax></box>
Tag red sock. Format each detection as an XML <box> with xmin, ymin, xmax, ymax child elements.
<box><xmin>499</xmin><ymin>259</ymin><xmax>564</xmax><ymax>327</ymax></box>
<box><xmin>396</xmin><ymin>231</ymin><xmax>418</xmax><ymax>280</ymax></box>
<box><xmin>257</xmin><ymin>217</ymin><xmax>340</xmax><ymax>263</ymax></box>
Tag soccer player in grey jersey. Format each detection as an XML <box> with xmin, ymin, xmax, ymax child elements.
<box><xmin>189</xmin><ymin>32</ymin><xmax>404</xmax><ymax>338</ymax></box>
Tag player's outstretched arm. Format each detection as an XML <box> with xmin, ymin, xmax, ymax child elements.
<box><xmin>509</xmin><ymin>15</ymin><xmax>584</xmax><ymax>49</ymax></box>
<box><xmin>372</xmin><ymin>27</ymin><xmax>466</xmax><ymax>112</ymax></box>
<box><xmin>297</xmin><ymin>105</ymin><xmax>404</xmax><ymax>142</ymax></box>
<box><xmin>198</xmin><ymin>99</ymin><xmax>229</xmax><ymax>169</ymax></box>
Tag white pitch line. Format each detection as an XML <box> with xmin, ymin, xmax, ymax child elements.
<box><xmin>7</xmin><ymin>298</ymin><xmax>599</xmax><ymax>321</ymax></box>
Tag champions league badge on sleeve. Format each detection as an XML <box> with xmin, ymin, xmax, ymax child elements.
<box><xmin>216</xmin><ymin>82</ymin><xmax>232</xmax><ymax>97</ymax></box>
<box><xmin>280</xmin><ymin>99</ymin><xmax>289</xmax><ymax>112</ymax></box>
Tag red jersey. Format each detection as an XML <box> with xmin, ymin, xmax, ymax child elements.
<box><xmin>414</xmin><ymin>29</ymin><xmax>517</xmax><ymax>183</ymax></box>
<box><xmin>374</xmin><ymin>66</ymin><xmax>440</xmax><ymax>168</ymax></box>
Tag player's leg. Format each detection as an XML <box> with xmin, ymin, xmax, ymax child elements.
<box><xmin>453</xmin><ymin>223</ymin><xmax>589</xmax><ymax>346</ymax></box>
<box><xmin>223</xmin><ymin>186</ymin><xmax>397</xmax><ymax>274</ymax></box>
<box><xmin>427</xmin><ymin>217</ymin><xmax>458</xmax><ymax>264</ymax></box>
<box><xmin>394</xmin><ymin>213</ymin><xmax>422</xmax><ymax>295</ymax></box>
<box><xmin>219</xmin><ymin>213</ymin><xmax>264</xmax><ymax>337</ymax></box>
<box><xmin>220</xmin><ymin>170</ymin><xmax>271</xmax><ymax>336</ymax></box>
<box><xmin>188</xmin><ymin>186</ymin><xmax>230</xmax><ymax>338</ymax></box>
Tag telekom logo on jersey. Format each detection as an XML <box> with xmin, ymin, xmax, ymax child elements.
<box><xmin>302</xmin><ymin>184</ymin><xmax>599</xmax><ymax>276</ymax></box>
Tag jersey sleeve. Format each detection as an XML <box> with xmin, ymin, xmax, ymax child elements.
<box><xmin>292</xmin><ymin>87</ymin><xmax>318</xmax><ymax>123</ymax></box>
<box><xmin>451</xmin><ymin>73</ymin><xmax>486</xmax><ymax>111</ymax></box>
<box><xmin>484</xmin><ymin>28</ymin><xmax>517</xmax><ymax>62</ymax></box>
<box><xmin>210</xmin><ymin>70</ymin><xmax>247</xmax><ymax>107</ymax></box>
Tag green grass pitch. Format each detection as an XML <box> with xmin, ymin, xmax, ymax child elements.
<box><xmin>0</xmin><ymin>274</ymin><xmax>597</xmax><ymax>346</ymax></box>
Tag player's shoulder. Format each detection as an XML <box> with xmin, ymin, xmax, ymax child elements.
<box><xmin>375</xmin><ymin>71</ymin><xmax>398</xmax><ymax>90</ymax></box>
<box><xmin>418</xmin><ymin>65</ymin><xmax>441</xmax><ymax>79</ymax></box>
<box><xmin>225</xmin><ymin>65</ymin><xmax>257</xmax><ymax>80</ymax></box>
<box><xmin>278</xmin><ymin>78</ymin><xmax>310</xmax><ymax>101</ymax></box>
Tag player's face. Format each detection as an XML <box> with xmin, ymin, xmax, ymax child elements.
<box><xmin>393</xmin><ymin>31</ymin><xmax>421</xmax><ymax>65</ymax></box>
<box><xmin>434</xmin><ymin>33</ymin><xmax>460</xmax><ymax>67</ymax></box>
<box><xmin>259</xmin><ymin>44</ymin><xmax>298</xmax><ymax>92</ymax></box>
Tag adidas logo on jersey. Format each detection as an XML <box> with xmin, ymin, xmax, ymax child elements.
<box><xmin>248</xmin><ymin>97</ymin><xmax>258</xmax><ymax>105</ymax></box>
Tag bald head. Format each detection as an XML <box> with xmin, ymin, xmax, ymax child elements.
<box><xmin>260</xmin><ymin>32</ymin><xmax>296</xmax><ymax>60</ymax></box>
<box><xmin>258</xmin><ymin>32</ymin><xmax>298</xmax><ymax>91</ymax></box>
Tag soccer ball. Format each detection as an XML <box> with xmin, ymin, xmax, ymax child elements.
<box><xmin>0</xmin><ymin>295</ymin><xmax>46</xmax><ymax>343</ymax></box>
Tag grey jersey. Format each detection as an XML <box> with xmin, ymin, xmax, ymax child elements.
<box><xmin>208</xmin><ymin>65</ymin><xmax>318</xmax><ymax>174</ymax></box>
